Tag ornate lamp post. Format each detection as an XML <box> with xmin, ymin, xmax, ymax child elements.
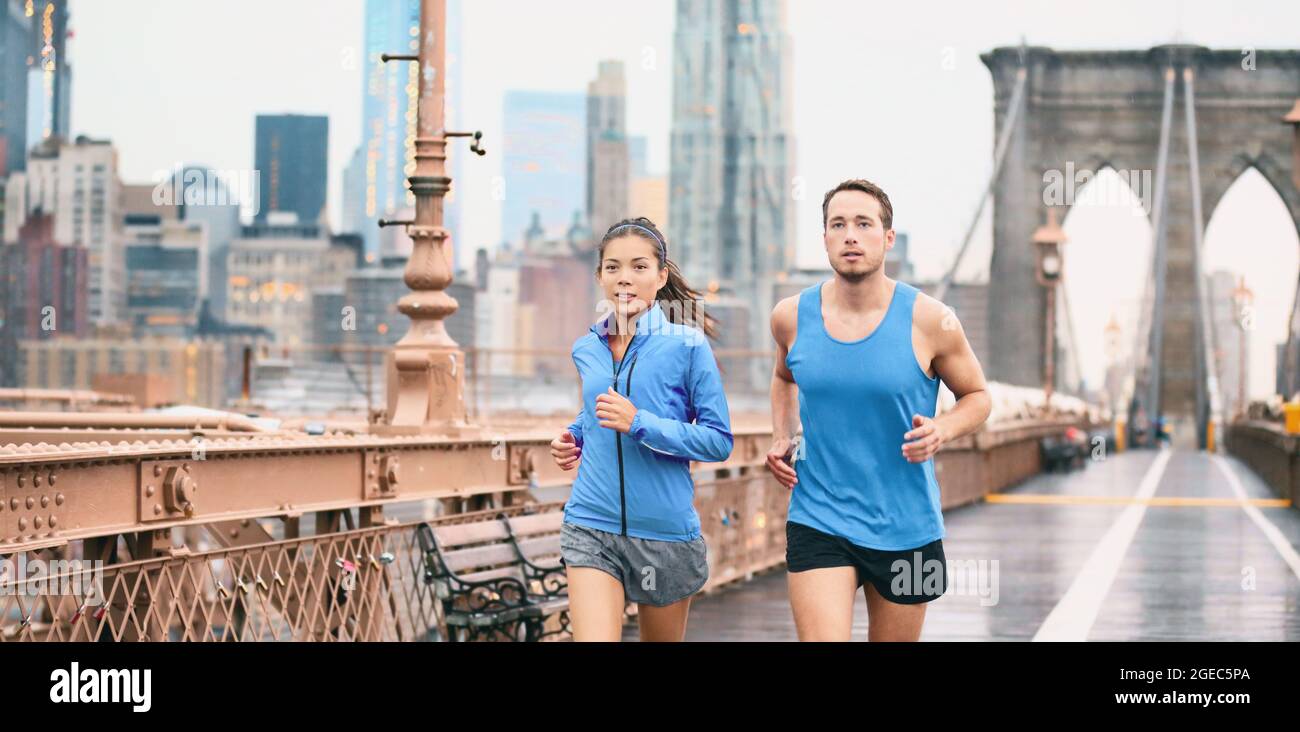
<box><xmin>1104</xmin><ymin>313</ymin><xmax>1121</xmax><ymax>415</ymax></box>
<box><xmin>1230</xmin><ymin>275</ymin><xmax>1253</xmax><ymax>420</ymax></box>
<box><xmin>1033</xmin><ymin>207</ymin><xmax>1067</xmax><ymax>410</ymax></box>
<box><xmin>375</xmin><ymin>0</ymin><xmax>485</xmax><ymax>435</ymax></box>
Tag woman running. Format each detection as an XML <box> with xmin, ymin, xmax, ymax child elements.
<box><xmin>549</xmin><ymin>216</ymin><xmax>734</xmax><ymax>642</ymax></box>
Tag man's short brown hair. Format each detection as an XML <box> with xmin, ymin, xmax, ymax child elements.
<box><xmin>822</xmin><ymin>179</ymin><xmax>893</xmax><ymax>231</ymax></box>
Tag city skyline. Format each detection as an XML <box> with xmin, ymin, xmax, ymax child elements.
<box><xmin>49</xmin><ymin>0</ymin><xmax>1300</xmax><ymax>399</ymax></box>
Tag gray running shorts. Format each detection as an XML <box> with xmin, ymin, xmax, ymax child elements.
<box><xmin>559</xmin><ymin>521</ymin><xmax>709</xmax><ymax>606</ymax></box>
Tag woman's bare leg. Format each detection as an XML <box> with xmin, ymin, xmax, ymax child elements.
<box><xmin>566</xmin><ymin>566</ymin><xmax>626</xmax><ymax>642</ymax></box>
<box><xmin>636</xmin><ymin>596</ymin><xmax>693</xmax><ymax>641</ymax></box>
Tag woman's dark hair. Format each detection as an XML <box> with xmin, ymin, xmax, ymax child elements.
<box><xmin>597</xmin><ymin>216</ymin><xmax>719</xmax><ymax>341</ymax></box>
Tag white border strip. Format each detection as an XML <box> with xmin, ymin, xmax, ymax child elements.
<box><xmin>1033</xmin><ymin>448</ymin><xmax>1173</xmax><ymax>642</ymax></box>
<box><xmin>1212</xmin><ymin>454</ymin><xmax>1300</xmax><ymax>582</ymax></box>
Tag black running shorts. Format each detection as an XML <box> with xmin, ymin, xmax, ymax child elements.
<box><xmin>785</xmin><ymin>520</ymin><xmax>948</xmax><ymax>605</ymax></box>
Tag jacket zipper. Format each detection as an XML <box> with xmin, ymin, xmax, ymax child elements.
<box><xmin>611</xmin><ymin>346</ymin><xmax>640</xmax><ymax>537</ymax></box>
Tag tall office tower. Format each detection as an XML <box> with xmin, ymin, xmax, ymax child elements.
<box><xmin>171</xmin><ymin>165</ymin><xmax>242</xmax><ymax>322</ymax></box>
<box><xmin>356</xmin><ymin>0</ymin><xmax>419</xmax><ymax>259</ymax></box>
<box><xmin>225</xmin><ymin>219</ymin><xmax>356</xmax><ymax>346</ymax></box>
<box><xmin>122</xmin><ymin>214</ymin><xmax>208</xmax><ymax>338</ymax></box>
<box><xmin>11</xmin><ymin>135</ymin><xmax>123</xmax><ymax>325</ymax></box>
<box><xmin>444</xmin><ymin>0</ymin><xmax>465</xmax><ymax>271</ymax></box>
<box><xmin>501</xmin><ymin>91</ymin><xmax>585</xmax><ymax>244</ymax></box>
<box><xmin>26</xmin><ymin>0</ymin><xmax>70</xmax><ymax>148</ymax></box>
<box><xmin>669</xmin><ymin>0</ymin><xmax>795</xmax><ymax>356</ymax></box>
<box><xmin>629</xmin><ymin>136</ymin><xmax>648</xmax><ymax>178</ymax></box>
<box><xmin>0</xmin><ymin>211</ymin><xmax>87</xmax><ymax>382</ymax></box>
<box><xmin>1</xmin><ymin>0</ymin><xmax>31</xmax><ymax>175</ymax></box>
<box><xmin>586</xmin><ymin>60</ymin><xmax>629</xmax><ymax>237</ymax></box>
<box><xmin>341</xmin><ymin>145</ymin><xmax>366</xmax><ymax>237</ymax></box>
<box><xmin>253</xmin><ymin>114</ymin><xmax>328</xmax><ymax>226</ymax></box>
<box><xmin>627</xmin><ymin>134</ymin><xmax>667</xmax><ymax>229</ymax></box>
<box><xmin>885</xmin><ymin>231</ymin><xmax>914</xmax><ymax>280</ymax></box>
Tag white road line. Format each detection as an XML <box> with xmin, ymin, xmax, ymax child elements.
<box><xmin>1032</xmin><ymin>447</ymin><xmax>1173</xmax><ymax>642</ymax></box>
<box><xmin>1212</xmin><ymin>454</ymin><xmax>1300</xmax><ymax>582</ymax></box>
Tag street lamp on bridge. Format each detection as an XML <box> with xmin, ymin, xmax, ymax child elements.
<box><xmin>1104</xmin><ymin>313</ymin><xmax>1121</xmax><ymax>415</ymax></box>
<box><xmin>1033</xmin><ymin>207</ymin><xmax>1068</xmax><ymax>410</ymax></box>
<box><xmin>1284</xmin><ymin>98</ymin><xmax>1300</xmax><ymax>190</ymax></box>
<box><xmin>1231</xmin><ymin>275</ymin><xmax>1254</xmax><ymax>420</ymax></box>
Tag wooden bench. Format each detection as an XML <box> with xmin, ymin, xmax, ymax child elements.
<box><xmin>416</xmin><ymin>511</ymin><xmax>569</xmax><ymax>642</ymax></box>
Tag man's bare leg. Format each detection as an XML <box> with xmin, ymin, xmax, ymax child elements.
<box><xmin>787</xmin><ymin>566</ymin><xmax>858</xmax><ymax>641</ymax></box>
<box><xmin>863</xmin><ymin>582</ymin><xmax>927</xmax><ymax>641</ymax></box>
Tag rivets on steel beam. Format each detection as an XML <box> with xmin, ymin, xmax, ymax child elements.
<box><xmin>55</xmin><ymin>493</ymin><xmax>64</xmax><ymax>506</ymax></box>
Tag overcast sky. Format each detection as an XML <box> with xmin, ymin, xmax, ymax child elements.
<box><xmin>68</xmin><ymin>0</ymin><xmax>1300</xmax><ymax>398</ymax></box>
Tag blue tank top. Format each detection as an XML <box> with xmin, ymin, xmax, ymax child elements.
<box><xmin>785</xmin><ymin>279</ymin><xmax>945</xmax><ymax>551</ymax></box>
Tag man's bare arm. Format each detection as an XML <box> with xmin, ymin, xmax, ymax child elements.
<box><xmin>770</xmin><ymin>296</ymin><xmax>800</xmax><ymax>440</ymax></box>
<box><xmin>903</xmin><ymin>295</ymin><xmax>992</xmax><ymax>461</ymax></box>
<box><xmin>766</xmin><ymin>296</ymin><xmax>800</xmax><ymax>488</ymax></box>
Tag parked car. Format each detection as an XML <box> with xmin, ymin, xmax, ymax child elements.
<box><xmin>1040</xmin><ymin>427</ymin><xmax>1089</xmax><ymax>472</ymax></box>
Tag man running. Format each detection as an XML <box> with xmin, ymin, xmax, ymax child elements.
<box><xmin>767</xmin><ymin>179</ymin><xmax>992</xmax><ymax>641</ymax></box>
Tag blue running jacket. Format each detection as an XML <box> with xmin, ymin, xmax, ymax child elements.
<box><xmin>563</xmin><ymin>301</ymin><xmax>734</xmax><ymax>541</ymax></box>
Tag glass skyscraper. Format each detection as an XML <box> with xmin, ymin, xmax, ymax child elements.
<box><xmin>356</xmin><ymin>0</ymin><xmax>419</xmax><ymax>259</ymax></box>
<box><xmin>501</xmin><ymin>90</ymin><xmax>585</xmax><ymax>245</ymax></box>
<box><xmin>1</xmin><ymin>0</ymin><xmax>31</xmax><ymax>175</ymax></box>
<box><xmin>253</xmin><ymin>114</ymin><xmax>329</xmax><ymax>226</ymax></box>
<box><xmin>669</xmin><ymin>0</ymin><xmax>794</xmax><ymax>355</ymax></box>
